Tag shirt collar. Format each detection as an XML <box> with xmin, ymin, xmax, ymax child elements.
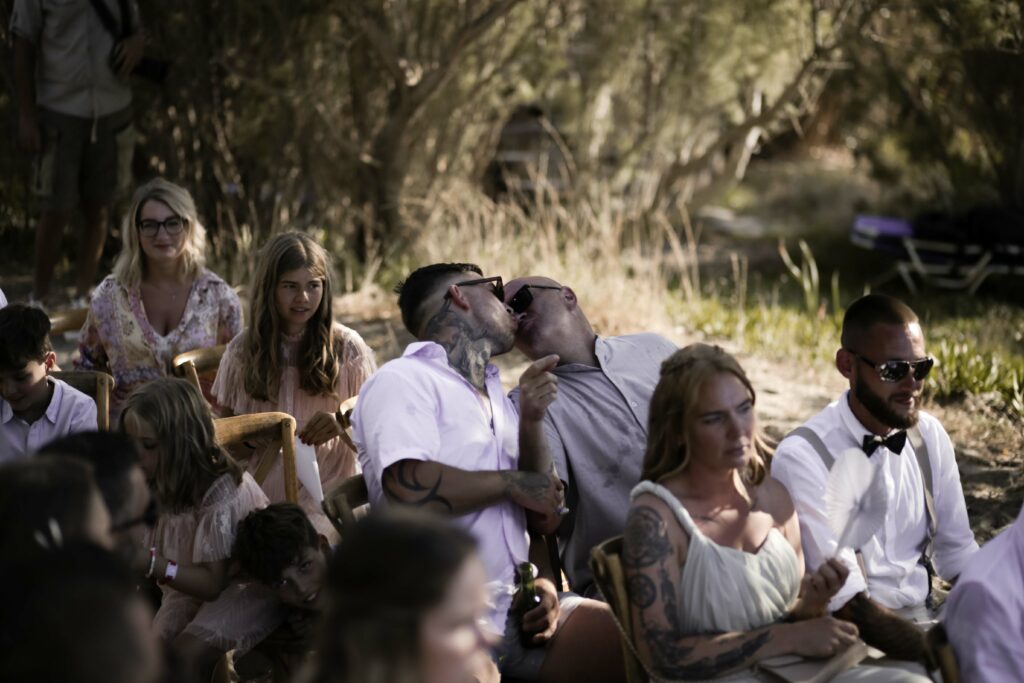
<box><xmin>43</xmin><ymin>376</ymin><xmax>63</xmax><ymax>424</ymax></box>
<box><xmin>0</xmin><ymin>398</ymin><xmax>12</xmax><ymax>424</ymax></box>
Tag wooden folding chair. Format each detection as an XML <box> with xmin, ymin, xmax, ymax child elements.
<box><xmin>49</xmin><ymin>307</ymin><xmax>89</xmax><ymax>337</ymax></box>
<box><xmin>172</xmin><ymin>345</ymin><xmax>227</xmax><ymax>396</ymax></box>
<box><xmin>51</xmin><ymin>370</ymin><xmax>115</xmax><ymax>430</ymax></box>
<box><xmin>591</xmin><ymin>536</ymin><xmax>649</xmax><ymax>683</ymax></box>
<box><xmin>322</xmin><ymin>473</ymin><xmax>369</xmax><ymax>539</ymax></box>
<box><xmin>214</xmin><ymin>412</ymin><xmax>299</xmax><ymax>504</ymax></box>
<box><xmin>923</xmin><ymin>622</ymin><xmax>961</xmax><ymax>683</ymax></box>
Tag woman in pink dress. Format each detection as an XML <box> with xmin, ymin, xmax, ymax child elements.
<box><xmin>121</xmin><ymin>377</ymin><xmax>281</xmax><ymax>681</ymax></box>
<box><xmin>212</xmin><ymin>232</ymin><xmax>376</xmax><ymax>538</ymax></box>
<box><xmin>76</xmin><ymin>178</ymin><xmax>242</xmax><ymax>419</ymax></box>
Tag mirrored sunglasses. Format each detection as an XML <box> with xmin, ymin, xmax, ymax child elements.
<box><xmin>853</xmin><ymin>352</ymin><xmax>935</xmax><ymax>383</ymax></box>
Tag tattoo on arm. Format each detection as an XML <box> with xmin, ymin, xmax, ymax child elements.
<box><xmin>382</xmin><ymin>461</ymin><xmax>454</xmax><ymax>512</ymax></box>
<box><xmin>624</xmin><ymin>504</ymin><xmax>774</xmax><ymax>678</ymax></box>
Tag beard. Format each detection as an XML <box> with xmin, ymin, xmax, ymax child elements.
<box><xmin>854</xmin><ymin>376</ymin><xmax>919</xmax><ymax>429</ymax></box>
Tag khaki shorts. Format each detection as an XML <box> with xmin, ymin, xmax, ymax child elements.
<box><xmin>32</xmin><ymin>106</ymin><xmax>135</xmax><ymax>212</ymax></box>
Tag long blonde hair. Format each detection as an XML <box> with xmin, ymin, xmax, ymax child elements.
<box><xmin>242</xmin><ymin>232</ymin><xmax>341</xmax><ymax>401</ymax></box>
<box><xmin>642</xmin><ymin>343</ymin><xmax>772</xmax><ymax>485</ymax></box>
<box><xmin>112</xmin><ymin>178</ymin><xmax>207</xmax><ymax>289</ymax></box>
<box><xmin>119</xmin><ymin>378</ymin><xmax>241</xmax><ymax>513</ymax></box>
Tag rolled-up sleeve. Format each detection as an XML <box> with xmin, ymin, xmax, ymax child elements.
<box><xmin>352</xmin><ymin>369</ymin><xmax>440</xmax><ymax>504</ymax></box>
<box><xmin>10</xmin><ymin>0</ymin><xmax>42</xmax><ymax>43</ymax></box>
<box><xmin>772</xmin><ymin>440</ymin><xmax>868</xmax><ymax>611</ymax></box>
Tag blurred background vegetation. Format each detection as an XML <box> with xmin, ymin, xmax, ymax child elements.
<box><xmin>0</xmin><ymin>0</ymin><xmax>1021</xmax><ymax>416</ymax></box>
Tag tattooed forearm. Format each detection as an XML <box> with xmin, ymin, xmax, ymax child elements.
<box><xmin>623</xmin><ymin>506</ymin><xmax>674</xmax><ymax>568</ymax></box>
<box><xmin>649</xmin><ymin>629</ymin><xmax>773</xmax><ymax>680</ymax></box>
<box><xmin>382</xmin><ymin>461</ymin><xmax>454</xmax><ymax>512</ymax></box>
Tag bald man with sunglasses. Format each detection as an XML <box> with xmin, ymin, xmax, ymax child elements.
<box><xmin>773</xmin><ymin>294</ymin><xmax>978</xmax><ymax>665</ymax></box>
<box><xmin>504</xmin><ymin>276</ymin><xmax>676</xmax><ymax>598</ymax></box>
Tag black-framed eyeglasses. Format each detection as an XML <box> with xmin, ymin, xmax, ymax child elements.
<box><xmin>849</xmin><ymin>351</ymin><xmax>935</xmax><ymax>383</ymax></box>
<box><xmin>508</xmin><ymin>284</ymin><xmax>562</xmax><ymax>314</ymax></box>
<box><xmin>445</xmin><ymin>276</ymin><xmax>504</xmax><ymax>302</ymax></box>
<box><xmin>111</xmin><ymin>498</ymin><xmax>159</xmax><ymax>533</ymax></box>
<box><xmin>137</xmin><ymin>216</ymin><xmax>185</xmax><ymax>238</ymax></box>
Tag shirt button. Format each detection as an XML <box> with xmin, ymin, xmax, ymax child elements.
<box><xmin>631</xmin><ymin>401</ymin><xmax>638</xmax><ymax>408</ymax></box>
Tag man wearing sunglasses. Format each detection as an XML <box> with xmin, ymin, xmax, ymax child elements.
<box><xmin>504</xmin><ymin>276</ymin><xmax>676</xmax><ymax>599</ymax></box>
<box><xmin>773</xmin><ymin>294</ymin><xmax>978</xmax><ymax>664</ymax></box>
<box><xmin>353</xmin><ymin>263</ymin><xmax>625</xmax><ymax>683</ymax></box>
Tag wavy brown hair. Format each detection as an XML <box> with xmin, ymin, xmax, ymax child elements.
<box><xmin>642</xmin><ymin>343</ymin><xmax>772</xmax><ymax>485</ymax></box>
<box><xmin>119</xmin><ymin>378</ymin><xmax>242</xmax><ymax>513</ymax></box>
<box><xmin>242</xmin><ymin>232</ymin><xmax>341</xmax><ymax>401</ymax></box>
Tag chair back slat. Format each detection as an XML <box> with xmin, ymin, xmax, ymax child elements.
<box><xmin>322</xmin><ymin>474</ymin><xmax>369</xmax><ymax>538</ymax></box>
<box><xmin>214</xmin><ymin>413</ymin><xmax>299</xmax><ymax>504</ymax></box>
<box><xmin>50</xmin><ymin>370</ymin><xmax>115</xmax><ymax>430</ymax></box>
<box><xmin>172</xmin><ymin>345</ymin><xmax>227</xmax><ymax>395</ymax></box>
<box><xmin>591</xmin><ymin>536</ymin><xmax>648</xmax><ymax>683</ymax></box>
<box><xmin>49</xmin><ymin>308</ymin><xmax>89</xmax><ymax>336</ymax></box>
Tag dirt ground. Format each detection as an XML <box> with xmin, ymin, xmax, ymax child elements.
<box><xmin>338</xmin><ymin>302</ymin><xmax>1023</xmax><ymax>546</ymax></box>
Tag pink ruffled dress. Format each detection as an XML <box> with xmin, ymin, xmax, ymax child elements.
<box><xmin>152</xmin><ymin>472</ymin><xmax>283</xmax><ymax>652</ymax></box>
<box><xmin>212</xmin><ymin>323</ymin><xmax>376</xmax><ymax>539</ymax></box>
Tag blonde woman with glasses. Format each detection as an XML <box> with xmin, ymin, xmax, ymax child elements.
<box><xmin>75</xmin><ymin>178</ymin><xmax>242</xmax><ymax>418</ymax></box>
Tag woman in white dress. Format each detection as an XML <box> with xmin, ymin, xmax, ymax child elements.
<box><xmin>622</xmin><ymin>343</ymin><xmax>929</xmax><ymax>682</ymax></box>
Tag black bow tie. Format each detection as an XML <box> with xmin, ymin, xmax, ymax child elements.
<box><xmin>862</xmin><ymin>431</ymin><xmax>907</xmax><ymax>456</ymax></box>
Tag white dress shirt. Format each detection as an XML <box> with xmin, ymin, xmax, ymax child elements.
<box><xmin>772</xmin><ymin>391</ymin><xmax>978</xmax><ymax>612</ymax></box>
<box><xmin>352</xmin><ymin>341</ymin><xmax>529</xmax><ymax>634</ymax></box>
<box><xmin>943</xmin><ymin>504</ymin><xmax>1024</xmax><ymax>682</ymax></box>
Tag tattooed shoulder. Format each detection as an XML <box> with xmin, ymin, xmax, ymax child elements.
<box><xmin>623</xmin><ymin>504</ymin><xmax>673</xmax><ymax>568</ymax></box>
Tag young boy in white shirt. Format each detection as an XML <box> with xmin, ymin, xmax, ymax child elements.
<box><xmin>0</xmin><ymin>304</ymin><xmax>96</xmax><ymax>461</ymax></box>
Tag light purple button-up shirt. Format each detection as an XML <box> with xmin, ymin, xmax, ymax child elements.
<box><xmin>1</xmin><ymin>377</ymin><xmax>97</xmax><ymax>463</ymax></box>
<box><xmin>352</xmin><ymin>341</ymin><xmax>529</xmax><ymax>633</ymax></box>
<box><xmin>943</xmin><ymin>504</ymin><xmax>1024</xmax><ymax>682</ymax></box>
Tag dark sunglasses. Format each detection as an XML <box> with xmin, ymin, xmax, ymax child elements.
<box><xmin>508</xmin><ymin>284</ymin><xmax>562</xmax><ymax>314</ymax></box>
<box><xmin>111</xmin><ymin>498</ymin><xmax>159</xmax><ymax>533</ymax></box>
<box><xmin>446</xmin><ymin>276</ymin><xmax>504</xmax><ymax>302</ymax></box>
<box><xmin>851</xmin><ymin>351</ymin><xmax>935</xmax><ymax>383</ymax></box>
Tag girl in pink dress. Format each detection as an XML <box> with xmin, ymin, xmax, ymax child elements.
<box><xmin>212</xmin><ymin>232</ymin><xmax>376</xmax><ymax>538</ymax></box>
<box><xmin>120</xmin><ymin>377</ymin><xmax>281</xmax><ymax>680</ymax></box>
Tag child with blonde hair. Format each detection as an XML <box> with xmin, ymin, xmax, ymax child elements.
<box><xmin>120</xmin><ymin>377</ymin><xmax>281</xmax><ymax>681</ymax></box>
<box><xmin>213</xmin><ymin>232</ymin><xmax>376</xmax><ymax>537</ymax></box>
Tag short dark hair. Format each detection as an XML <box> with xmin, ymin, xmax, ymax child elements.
<box><xmin>36</xmin><ymin>431</ymin><xmax>141</xmax><ymax>523</ymax></box>
<box><xmin>394</xmin><ymin>263</ymin><xmax>482</xmax><ymax>337</ymax></box>
<box><xmin>234</xmin><ymin>503</ymin><xmax>321</xmax><ymax>585</ymax></box>
<box><xmin>0</xmin><ymin>542</ymin><xmax>155</xmax><ymax>683</ymax></box>
<box><xmin>841</xmin><ymin>294</ymin><xmax>919</xmax><ymax>351</ymax></box>
<box><xmin>0</xmin><ymin>304</ymin><xmax>52</xmax><ymax>372</ymax></box>
<box><xmin>0</xmin><ymin>456</ymin><xmax>98</xmax><ymax>555</ymax></box>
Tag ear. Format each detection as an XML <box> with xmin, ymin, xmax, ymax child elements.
<box><xmin>318</xmin><ymin>534</ymin><xmax>332</xmax><ymax>556</ymax></box>
<box><xmin>562</xmin><ymin>286</ymin><xmax>579</xmax><ymax>309</ymax></box>
<box><xmin>43</xmin><ymin>351</ymin><xmax>57</xmax><ymax>373</ymax></box>
<box><xmin>835</xmin><ymin>348</ymin><xmax>854</xmax><ymax>380</ymax></box>
<box><xmin>445</xmin><ymin>284</ymin><xmax>472</xmax><ymax>311</ymax></box>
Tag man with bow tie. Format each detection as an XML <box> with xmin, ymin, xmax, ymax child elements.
<box><xmin>773</xmin><ymin>294</ymin><xmax>978</xmax><ymax>664</ymax></box>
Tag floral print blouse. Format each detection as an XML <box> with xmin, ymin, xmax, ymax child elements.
<box><xmin>75</xmin><ymin>269</ymin><xmax>242</xmax><ymax>418</ymax></box>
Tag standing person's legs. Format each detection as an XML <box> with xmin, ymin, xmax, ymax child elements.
<box><xmin>31</xmin><ymin>108</ymin><xmax>86</xmax><ymax>304</ymax></box>
<box><xmin>78</xmin><ymin>106</ymin><xmax>135</xmax><ymax>300</ymax></box>
<box><xmin>33</xmin><ymin>209</ymin><xmax>71</xmax><ymax>303</ymax></box>
<box><xmin>77</xmin><ymin>202</ymin><xmax>109</xmax><ymax>299</ymax></box>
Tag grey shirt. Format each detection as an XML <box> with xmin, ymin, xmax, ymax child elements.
<box><xmin>510</xmin><ymin>333</ymin><xmax>676</xmax><ymax>596</ymax></box>
<box><xmin>11</xmin><ymin>0</ymin><xmax>135</xmax><ymax>118</ymax></box>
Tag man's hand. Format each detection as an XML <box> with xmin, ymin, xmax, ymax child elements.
<box><xmin>298</xmin><ymin>411</ymin><xmax>344</xmax><ymax>446</ymax></box>
<box><xmin>517</xmin><ymin>355</ymin><xmax>559</xmax><ymax>424</ymax></box>
<box><xmin>17</xmin><ymin>112</ymin><xmax>40</xmax><ymax>154</ymax></box>
<box><xmin>521</xmin><ymin>577</ymin><xmax>560</xmax><ymax>645</ymax></box>
<box><xmin>112</xmin><ymin>33</ymin><xmax>145</xmax><ymax>79</ymax></box>
<box><xmin>505</xmin><ymin>470</ymin><xmax>564</xmax><ymax>519</ymax></box>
